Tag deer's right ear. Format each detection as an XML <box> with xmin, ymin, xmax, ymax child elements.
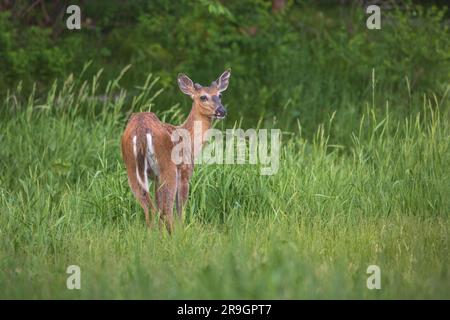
<box><xmin>177</xmin><ymin>73</ymin><xmax>195</xmax><ymax>96</ymax></box>
<box><xmin>215</xmin><ymin>69</ymin><xmax>231</xmax><ymax>92</ymax></box>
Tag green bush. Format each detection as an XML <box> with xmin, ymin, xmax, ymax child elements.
<box><xmin>0</xmin><ymin>13</ymin><xmax>68</xmax><ymax>89</ymax></box>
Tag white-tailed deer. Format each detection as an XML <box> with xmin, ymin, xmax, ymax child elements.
<box><xmin>121</xmin><ymin>70</ymin><xmax>231</xmax><ymax>233</ymax></box>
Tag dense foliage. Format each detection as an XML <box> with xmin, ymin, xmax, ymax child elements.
<box><xmin>1</xmin><ymin>1</ymin><xmax>449</xmax><ymax>138</ymax></box>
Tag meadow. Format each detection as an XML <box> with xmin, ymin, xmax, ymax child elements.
<box><xmin>0</xmin><ymin>68</ymin><xmax>449</xmax><ymax>299</ymax></box>
<box><xmin>0</xmin><ymin>1</ymin><xmax>449</xmax><ymax>299</ymax></box>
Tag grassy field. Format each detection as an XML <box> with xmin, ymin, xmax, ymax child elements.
<box><xmin>0</xmin><ymin>71</ymin><xmax>449</xmax><ymax>299</ymax></box>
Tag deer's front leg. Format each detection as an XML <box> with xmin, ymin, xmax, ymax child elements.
<box><xmin>176</xmin><ymin>166</ymin><xmax>192</xmax><ymax>220</ymax></box>
<box><xmin>176</xmin><ymin>181</ymin><xmax>189</xmax><ymax>220</ymax></box>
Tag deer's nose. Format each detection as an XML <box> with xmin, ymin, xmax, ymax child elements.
<box><xmin>215</xmin><ymin>105</ymin><xmax>227</xmax><ymax>119</ymax></box>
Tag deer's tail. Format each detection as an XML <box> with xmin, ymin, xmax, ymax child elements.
<box><xmin>132</xmin><ymin>127</ymin><xmax>159</xmax><ymax>192</ymax></box>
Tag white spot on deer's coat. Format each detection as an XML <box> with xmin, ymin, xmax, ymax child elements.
<box><xmin>147</xmin><ymin>133</ymin><xmax>154</xmax><ymax>154</ymax></box>
<box><xmin>133</xmin><ymin>135</ymin><xmax>148</xmax><ymax>191</ymax></box>
<box><xmin>132</xmin><ymin>135</ymin><xmax>137</xmax><ymax>157</ymax></box>
<box><xmin>146</xmin><ymin>133</ymin><xmax>160</xmax><ymax>176</ymax></box>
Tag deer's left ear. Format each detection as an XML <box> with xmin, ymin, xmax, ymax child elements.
<box><xmin>215</xmin><ymin>69</ymin><xmax>231</xmax><ymax>92</ymax></box>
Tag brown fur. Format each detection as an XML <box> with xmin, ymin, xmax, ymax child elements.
<box><xmin>121</xmin><ymin>70</ymin><xmax>230</xmax><ymax>233</ymax></box>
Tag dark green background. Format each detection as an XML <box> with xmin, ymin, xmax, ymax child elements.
<box><xmin>0</xmin><ymin>0</ymin><xmax>449</xmax><ymax>140</ymax></box>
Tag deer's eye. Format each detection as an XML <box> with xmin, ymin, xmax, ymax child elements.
<box><xmin>219</xmin><ymin>93</ymin><xmax>222</xmax><ymax>99</ymax></box>
<box><xmin>200</xmin><ymin>95</ymin><xmax>208</xmax><ymax>101</ymax></box>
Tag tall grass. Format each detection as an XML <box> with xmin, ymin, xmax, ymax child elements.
<box><xmin>0</xmin><ymin>71</ymin><xmax>449</xmax><ymax>299</ymax></box>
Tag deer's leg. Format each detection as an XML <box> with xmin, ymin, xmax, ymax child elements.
<box><xmin>176</xmin><ymin>169</ymin><xmax>191</xmax><ymax>220</ymax></box>
<box><xmin>154</xmin><ymin>180</ymin><xmax>165</xmax><ymax>230</ymax></box>
<box><xmin>123</xmin><ymin>133</ymin><xmax>159</xmax><ymax>229</ymax></box>
<box><xmin>129</xmin><ymin>178</ymin><xmax>157</xmax><ymax>228</ymax></box>
<box><xmin>138</xmin><ymin>189</ymin><xmax>152</xmax><ymax>228</ymax></box>
<box><xmin>155</xmin><ymin>180</ymin><xmax>162</xmax><ymax>213</ymax></box>
<box><xmin>156</xmin><ymin>173</ymin><xmax>177</xmax><ymax>234</ymax></box>
<box><xmin>175</xmin><ymin>182</ymin><xmax>188</xmax><ymax>220</ymax></box>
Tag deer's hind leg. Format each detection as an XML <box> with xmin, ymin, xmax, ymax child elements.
<box><xmin>123</xmin><ymin>148</ymin><xmax>157</xmax><ymax>228</ymax></box>
<box><xmin>127</xmin><ymin>172</ymin><xmax>157</xmax><ymax>228</ymax></box>
<box><xmin>155</xmin><ymin>169</ymin><xmax>177</xmax><ymax>234</ymax></box>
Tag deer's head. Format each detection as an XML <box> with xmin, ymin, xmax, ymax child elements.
<box><xmin>177</xmin><ymin>69</ymin><xmax>231</xmax><ymax>120</ymax></box>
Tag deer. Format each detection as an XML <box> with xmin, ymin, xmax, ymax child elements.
<box><xmin>121</xmin><ymin>70</ymin><xmax>231</xmax><ymax>233</ymax></box>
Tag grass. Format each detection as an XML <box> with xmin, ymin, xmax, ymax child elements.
<box><xmin>0</xmin><ymin>72</ymin><xmax>449</xmax><ymax>299</ymax></box>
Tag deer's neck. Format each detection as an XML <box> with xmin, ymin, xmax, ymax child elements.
<box><xmin>180</xmin><ymin>102</ymin><xmax>212</xmax><ymax>159</ymax></box>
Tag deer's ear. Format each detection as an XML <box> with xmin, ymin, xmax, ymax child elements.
<box><xmin>177</xmin><ymin>73</ymin><xmax>195</xmax><ymax>96</ymax></box>
<box><xmin>215</xmin><ymin>69</ymin><xmax>231</xmax><ymax>92</ymax></box>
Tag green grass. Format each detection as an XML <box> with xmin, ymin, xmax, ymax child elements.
<box><xmin>0</xmin><ymin>73</ymin><xmax>449</xmax><ymax>299</ymax></box>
